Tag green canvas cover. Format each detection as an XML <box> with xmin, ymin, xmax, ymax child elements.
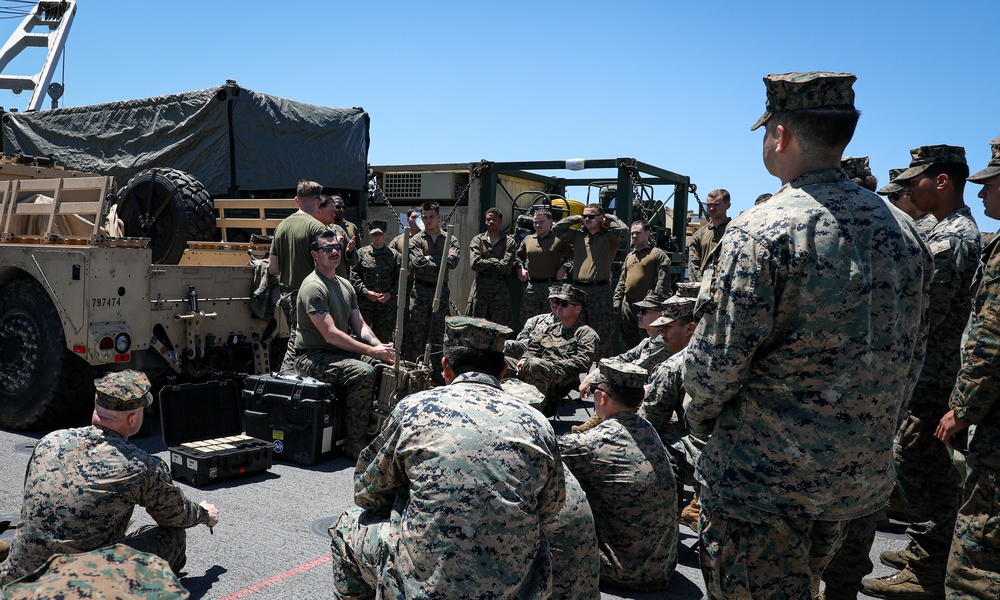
<box><xmin>0</xmin><ymin>82</ymin><xmax>369</xmax><ymax>196</ymax></box>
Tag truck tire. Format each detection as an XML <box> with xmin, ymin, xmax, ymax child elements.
<box><xmin>0</xmin><ymin>278</ymin><xmax>92</xmax><ymax>430</ymax></box>
<box><xmin>117</xmin><ymin>168</ymin><xmax>217</xmax><ymax>264</ymax></box>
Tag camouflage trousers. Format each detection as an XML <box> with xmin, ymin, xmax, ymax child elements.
<box><xmin>945</xmin><ymin>460</ymin><xmax>1000</xmax><ymax>599</ymax></box>
<box><xmin>330</xmin><ymin>506</ymin><xmax>404</xmax><ymax>600</ymax></box>
<box><xmin>505</xmin><ymin>356</ymin><xmax>574</xmax><ymax>400</ymax></box>
<box><xmin>467</xmin><ymin>275</ymin><xmax>512</xmax><ymax>327</ymax></box>
<box><xmin>666</xmin><ymin>433</ymin><xmax>707</xmax><ymax>489</ymax></box>
<box><xmin>820</xmin><ymin>511</ymin><xmax>879</xmax><ymax>591</ymax></box>
<box><xmin>699</xmin><ymin>490</ymin><xmax>847</xmax><ymax>600</ymax></box>
<box><xmin>294</xmin><ymin>350</ymin><xmax>375</xmax><ymax>446</ymax></box>
<box><xmin>578</xmin><ymin>282</ymin><xmax>613</xmax><ymax>361</ymax></box>
<box><xmin>358</xmin><ymin>297</ymin><xmax>397</xmax><ymax>345</ymax></box>
<box><xmin>894</xmin><ymin>396</ymin><xmax>964</xmax><ymax>579</ymax></box>
<box><xmin>521</xmin><ymin>281</ymin><xmax>559</xmax><ymax>324</ymax></box>
<box><xmin>403</xmin><ymin>282</ymin><xmax>449</xmax><ymax>370</ymax></box>
<box><xmin>119</xmin><ymin>525</ymin><xmax>187</xmax><ymax>573</ymax></box>
<box><xmin>277</xmin><ymin>290</ymin><xmax>299</xmax><ymax>373</ymax></box>
<box><xmin>543</xmin><ymin>470</ymin><xmax>601</xmax><ymax>600</ymax></box>
<box><xmin>618</xmin><ymin>299</ymin><xmax>645</xmax><ymax>351</ymax></box>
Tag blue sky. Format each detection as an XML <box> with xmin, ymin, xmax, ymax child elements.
<box><xmin>0</xmin><ymin>0</ymin><xmax>996</xmax><ymax>226</ymax></box>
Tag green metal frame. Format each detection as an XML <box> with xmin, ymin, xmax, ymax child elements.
<box><xmin>476</xmin><ymin>157</ymin><xmax>690</xmax><ymax>267</ymax></box>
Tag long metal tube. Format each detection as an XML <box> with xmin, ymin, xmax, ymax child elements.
<box><xmin>393</xmin><ymin>228</ymin><xmax>409</xmax><ymax>370</ymax></box>
<box><xmin>422</xmin><ymin>224</ymin><xmax>454</xmax><ymax>367</ymax></box>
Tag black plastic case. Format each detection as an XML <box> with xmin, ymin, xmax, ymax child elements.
<box><xmin>243</xmin><ymin>373</ymin><xmax>345</xmax><ymax>466</ymax></box>
<box><xmin>159</xmin><ymin>380</ymin><xmax>273</xmax><ymax>486</ymax></box>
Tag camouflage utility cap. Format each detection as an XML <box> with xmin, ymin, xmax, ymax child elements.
<box><xmin>877</xmin><ymin>168</ymin><xmax>907</xmax><ymax>196</ymax></box>
<box><xmin>969</xmin><ymin>144</ymin><xmax>1000</xmax><ymax>183</ymax></box>
<box><xmin>551</xmin><ymin>284</ymin><xmax>587</xmax><ymax>306</ymax></box>
<box><xmin>444</xmin><ymin>316</ymin><xmax>512</xmax><ymax>352</ymax></box>
<box><xmin>895</xmin><ymin>144</ymin><xmax>967</xmax><ymax>183</ymax></box>
<box><xmin>633</xmin><ymin>290</ymin><xmax>665</xmax><ymax>309</ymax></box>
<box><xmin>675</xmin><ymin>282</ymin><xmax>701</xmax><ymax>298</ymax></box>
<box><xmin>367</xmin><ymin>219</ymin><xmax>387</xmax><ymax>235</ymax></box>
<box><xmin>841</xmin><ymin>156</ymin><xmax>872</xmax><ymax>181</ymax></box>
<box><xmin>751</xmin><ymin>71</ymin><xmax>857</xmax><ymax>131</ymax></box>
<box><xmin>651</xmin><ymin>296</ymin><xmax>696</xmax><ymax>327</ymax></box>
<box><xmin>590</xmin><ymin>358</ymin><xmax>647</xmax><ymax>390</ymax></box>
<box><xmin>992</xmin><ymin>135</ymin><xmax>1000</xmax><ymax>146</ymax></box>
<box><xmin>95</xmin><ymin>370</ymin><xmax>152</xmax><ymax>411</ymax></box>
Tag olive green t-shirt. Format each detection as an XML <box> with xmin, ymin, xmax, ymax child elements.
<box><xmin>293</xmin><ymin>270</ymin><xmax>359</xmax><ymax>351</ymax></box>
<box><xmin>270</xmin><ymin>213</ymin><xmax>325</xmax><ymax>290</ymax></box>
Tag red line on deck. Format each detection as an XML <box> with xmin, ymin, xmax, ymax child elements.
<box><xmin>216</xmin><ymin>554</ymin><xmax>332</xmax><ymax>599</ymax></box>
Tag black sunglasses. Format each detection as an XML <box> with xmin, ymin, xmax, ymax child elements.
<box><xmin>581</xmin><ymin>213</ymin><xmax>600</xmax><ymax>220</ymax></box>
<box><xmin>555</xmin><ymin>299</ymin><xmax>578</xmax><ymax>307</ymax></box>
<box><xmin>317</xmin><ymin>244</ymin><xmax>343</xmax><ymax>254</ymax></box>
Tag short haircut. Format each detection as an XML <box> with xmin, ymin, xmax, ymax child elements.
<box><xmin>533</xmin><ymin>208</ymin><xmax>553</xmax><ymax>220</ymax></box>
<box><xmin>604</xmin><ymin>383</ymin><xmax>644</xmax><ymax>409</ymax></box>
<box><xmin>406</xmin><ymin>207</ymin><xmax>420</xmax><ymax>218</ymax></box>
<box><xmin>632</xmin><ymin>219</ymin><xmax>651</xmax><ymax>232</ymax></box>
<box><xmin>443</xmin><ymin>346</ymin><xmax>506</xmax><ymax>378</ymax></box>
<box><xmin>485</xmin><ymin>207</ymin><xmax>503</xmax><ymax>220</ymax></box>
<box><xmin>768</xmin><ymin>106</ymin><xmax>861</xmax><ymax>154</ymax></box>
<box><xmin>309</xmin><ymin>229</ymin><xmax>339</xmax><ymax>251</ymax></box>
<box><xmin>754</xmin><ymin>193</ymin><xmax>772</xmax><ymax>206</ymax></box>
<box><xmin>297</xmin><ymin>180</ymin><xmax>323</xmax><ymax>198</ymax></box>
<box><xmin>330</xmin><ymin>195</ymin><xmax>345</xmax><ymax>205</ymax></box>
<box><xmin>318</xmin><ymin>194</ymin><xmax>333</xmax><ymax>207</ymax></box>
<box><xmin>923</xmin><ymin>163</ymin><xmax>970</xmax><ymax>195</ymax></box>
<box><xmin>421</xmin><ymin>201</ymin><xmax>440</xmax><ymax>214</ymax></box>
<box><xmin>584</xmin><ymin>203</ymin><xmax>604</xmax><ymax>215</ymax></box>
<box><xmin>707</xmin><ymin>189</ymin><xmax>731</xmax><ymax>204</ymax></box>
<box><xmin>851</xmin><ymin>174</ymin><xmax>879</xmax><ymax>192</ymax></box>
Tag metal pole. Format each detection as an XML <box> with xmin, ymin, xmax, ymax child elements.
<box><xmin>422</xmin><ymin>224</ymin><xmax>455</xmax><ymax>367</ymax></box>
<box><xmin>393</xmin><ymin>228</ymin><xmax>409</xmax><ymax>370</ymax></box>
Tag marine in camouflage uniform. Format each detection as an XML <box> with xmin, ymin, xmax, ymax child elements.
<box><xmin>553</xmin><ymin>205</ymin><xmax>629</xmax><ymax>361</ymax></box>
<box><xmin>3</xmin><ymin>545</ymin><xmax>189</xmax><ymax>600</ymax></box>
<box><xmin>504</xmin><ymin>285</ymin><xmax>599</xmax><ymax>409</ymax></box>
<box><xmin>0</xmin><ymin>371</ymin><xmax>215</xmax><ymax>585</ymax></box>
<box><xmin>350</xmin><ymin>220</ymin><xmax>401</xmax><ymax>343</ymax></box>
<box><xmin>516</xmin><ymin>208</ymin><xmax>573</xmax><ymax>322</ymax></box>
<box><xmin>687</xmin><ymin>189</ymin><xmax>732</xmax><ymax>283</ymax></box>
<box><xmin>403</xmin><ymin>203</ymin><xmax>460</xmax><ymax>367</ymax></box>
<box><xmin>466</xmin><ymin>208</ymin><xmax>518</xmax><ymax>326</ymax></box>
<box><xmin>684</xmin><ymin>72</ymin><xmax>932</xmax><ymax>599</ymax></box>
<box><xmin>879</xmin><ymin>167</ymin><xmax>939</xmax><ymax>242</ymax></box>
<box><xmin>933</xmin><ymin>142</ymin><xmax>1000</xmax><ymax>600</ymax></box>
<box><xmin>863</xmin><ymin>145</ymin><xmax>983</xmax><ymax>597</ymax></box>
<box><xmin>614</xmin><ymin>219</ymin><xmax>670</xmax><ymax>349</ymax></box>
<box><xmin>330</xmin><ymin>317</ymin><xmax>565</xmax><ymax>599</ymax></box>
<box><xmin>505</xmin><ymin>296</ymin><xmax>559</xmax><ymax>359</ymax></box>
<box><xmin>543</xmin><ymin>468</ymin><xmax>600</xmax><ymax>600</ymax></box>
<box><xmin>293</xmin><ymin>231</ymin><xmax>395</xmax><ymax>457</ymax></box>
<box><xmin>560</xmin><ymin>359</ymin><xmax>677</xmax><ymax>591</ymax></box>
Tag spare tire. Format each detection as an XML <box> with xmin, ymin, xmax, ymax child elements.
<box><xmin>0</xmin><ymin>278</ymin><xmax>93</xmax><ymax>430</ymax></box>
<box><xmin>117</xmin><ymin>168</ymin><xmax>216</xmax><ymax>264</ymax></box>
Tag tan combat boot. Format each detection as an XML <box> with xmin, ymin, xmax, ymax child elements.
<box><xmin>679</xmin><ymin>490</ymin><xmax>700</xmax><ymax>530</ymax></box>
<box><xmin>879</xmin><ymin>549</ymin><xmax>910</xmax><ymax>571</ymax></box>
<box><xmin>0</xmin><ymin>539</ymin><xmax>9</xmax><ymax>563</ymax></box>
<box><xmin>861</xmin><ymin>567</ymin><xmax>945</xmax><ymax>599</ymax></box>
<box><xmin>571</xmin><ymin>413</ymin><xmax>603</xmax><ymax>433</ymax></box>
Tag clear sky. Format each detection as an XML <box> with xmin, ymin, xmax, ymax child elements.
<box><xmin>0</xmin><ymin>0</ymin><xmax>996</xmax><ymax>226</ymax></box>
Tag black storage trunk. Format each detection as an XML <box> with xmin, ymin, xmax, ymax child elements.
<box><xmin>159</xmin><ymin>380</ymin><xmax>273</xmax><ymax>487</ymax></box>
<box><xmin>243</xmin><ymin>373</ymin><xmax>345</xmax><ymax>466</ymax></box>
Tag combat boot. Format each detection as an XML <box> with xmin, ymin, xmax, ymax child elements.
<box><xmin>679</xmin><ymin>490</ymin><xmax>700</xmax><ymax>530</ymax></box>
<box><xmin>0</xmin><ymin>539</ymin><xmax>9</xmax><ymax>562</ymax></box>
<box><xmin>572</xmin><ymin>413</ymin><xmax>603</xmax><ymax>433</ymax></box>
<box><xmin>861</xmin><ymin>567</ymin><xmax>945</xmax><ymax>599</ymax></box>
<box><xmin>879</xmin><ymin>549</ymin><xmax>910</xmax><ymax>570</ymax></box>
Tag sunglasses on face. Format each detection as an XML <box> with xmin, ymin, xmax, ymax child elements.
<box><xmin>555</xmin><ymin>299</ymin><xmax>578</xmax><ymax>308</ymax></box>
<box><xmin>581</xmin><ymin>213</ymin><xmax>600</xmax><ymax>219</ymax></box>
<box><xmin>317</xmin><ymin>244</ymin><xmax>343</xmax><ymax>254</ymax></box>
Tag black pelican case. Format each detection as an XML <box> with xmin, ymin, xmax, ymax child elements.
<box><xmin>159</xmin><ymin>379</ymin><xmax>273</xmax><ymax>486</ymax></box>
<box><xmin>243</xmin><ymin>373</ymin><xmax>345</xmax><ymax>466</ymax></box>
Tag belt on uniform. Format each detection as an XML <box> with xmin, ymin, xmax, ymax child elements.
<box><xmin>529</xmin><ymin>277</ymin><xmax>559</xmax><ymax>284</ymax></box>
<box><xmin>477</xmin><ymin>272</ymin><xmax>506</xmax><ymax>280</ymax></box>
<box><xmin>574</xmin><ymin>280</ymin><xmax>610</xmax><ymax>286</ymax></box>
<box><xmin>414</xmin><ymin>279</ymin><xmax>447</xmax><ymax>288</ymax></box>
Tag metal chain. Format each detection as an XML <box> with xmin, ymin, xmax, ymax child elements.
<box><xmin>366</xmin><ymin>167</ymin><xmax>407</xmax><ymax>230</ymax></box>
<box><xmin>689</xmin><ymin>183</ymin><xmax>706</xmax><ymax>220</ymax></box>
<box><xmin>441</xmin><ymin>159</ymin><xmax>489</xmax><ymax>226</ymax></box>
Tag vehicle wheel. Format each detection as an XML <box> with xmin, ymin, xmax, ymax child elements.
<box><xmin>117</xmin><ymin>168</ymin><xmax>216</xmax><ymax>264</ymax></box>
<box><xmin>0</xmin><ymin>278</ymin><xmax>92</xmax><ymax>430</ymax></box>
